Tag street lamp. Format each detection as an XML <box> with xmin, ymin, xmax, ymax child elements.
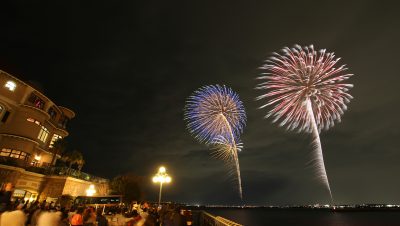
<box><xmin>86</xmin><ymin>184</ymin><xmax>96</xmax><ymax>196</ymax></box>
<box><xmin>152</xmin><ymin>166</ymin><xmax>172</xmax><ymax>207</ymax></box>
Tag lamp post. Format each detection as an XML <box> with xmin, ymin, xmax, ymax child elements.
<box><xmin>152</xmin><ymin>166</ymin><xmax>171</xmax><ymax>207</ymax></box>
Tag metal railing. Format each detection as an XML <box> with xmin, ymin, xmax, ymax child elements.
<box><xmin>198</xmin><ymin>211</ymin><xmax>243</xmax><ymax>226</ymax></box>
<box><xmin>47</xmin><ymin>167</ymin><xmax>109</xmax><ymax>183</ymax></box>
<box><xmin>0</xmin><ymin>159</ymin><xmax>108</xmax><ymax>183</ymax></box>
<box><xmin>0</xmin><ymin>156</ymin><xmax>29</xmax><ymax>168</ymax></box>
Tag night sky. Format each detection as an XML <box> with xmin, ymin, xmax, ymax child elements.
<box><xmin>1</xmin><ymin>1</ymin><xmax>400</xmax><ymax>205</ymax></box>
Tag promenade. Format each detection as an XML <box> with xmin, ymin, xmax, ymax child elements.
<box><xmin>0</xmin><ymin>183</ymin><xmax>244</xmax><ymax>226</ymax></box>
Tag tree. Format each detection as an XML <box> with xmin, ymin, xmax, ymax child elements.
<box><xmin>77</xmin><ymin>159</ymin><xmax>85</xmax><ymax>171</ymax></box>
<box><xmin>62</xmin><ymin>150</ymin><xmax>84</xmax><ymax>170</ymax></box>
<box><xmin>49</xmin><ymin>138</ymin><xmax>67</xmax><ymax>166</ymax></box>
<box><xmin>110</xmin><ymin>173</ymin><xmax>144</xmax><ymax>204</ymax></box>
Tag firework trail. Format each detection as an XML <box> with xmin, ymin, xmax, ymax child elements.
<box><xmin>184</xmin><ymin>85</ymin><xmax>246</xmax><ymax>199</ymax></box>
<box><xmin>256</xmin><ymin>44</ymin><xmax>354</xmax><ymax>200</ymax></box>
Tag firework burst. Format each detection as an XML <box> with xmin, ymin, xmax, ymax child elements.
<box><xmin>184</xmin><ymin>85</ymin><xmax>246</xmax><ymax>199</ymax></box>
<box><xmin>256</xmin><ymin>44</ymin><xmax>354</xmax><ymax>200</ymax></box>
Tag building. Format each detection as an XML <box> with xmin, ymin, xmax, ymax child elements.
<box><xmin>0</xmin><ymin>70</ymin><xmax>74</xmax><ymax>167</ymax></box>
<box><xmin>0</xmin><ymin>70</ymin><xmax>109</xmax><ymax>202</ymax></box>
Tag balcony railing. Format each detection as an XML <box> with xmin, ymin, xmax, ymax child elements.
<box><xmin>0</xmin><ymin>159</ymin><xmax>108</xmax><ymax>183</ymax></box>
<box><xmin>196</xmin><ymin>211</ymin><xmax>243</xmax><ymax>226</ymax></box>
<box><xmin>47</xmin><ymin>167</ymin><xmax>109</xmax><ymax>183</ymax></box>
<box><xmin>0</xmin><ymin>156</ymin><xmax>29</xmax><ymax>168</ymax></box>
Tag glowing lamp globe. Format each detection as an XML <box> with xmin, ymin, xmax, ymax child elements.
<box><xmin>86</xmin><ymin>185</ymin><xmax>96</xmax><ymax>196</ymax></box>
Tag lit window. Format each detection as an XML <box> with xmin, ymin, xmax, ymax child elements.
<box><xmin>10</xmin><ymin>150</ymin><xmax>21</xmax><ymax>158</ymax></box>
<box><xmin>49</xmin><ymin>134</ymin><xmax>63</xmax><ymax>148</ymax></box>
<box><xmin>27</xmin><ymin>93</ymin><xmax>45</xmax><ymax>109</ymax></box>
<box><xmin>19</xmin><ymin>152</ymin><xmax>27</xmax><ymax>160</ymax></box>
<box><xmin>31</xmin><ymin>154</ymin><xmax>41</xmax><ymax>166</ymax></box>
<box><xmin>12</xmin><ymin>189</ymin><xmax>26</xmax><ymax>198</ymax></box>
<box><xmin>27</xmin><ymin>118</ymin><xmax>41</xmax><ymax>125</ymax></box>
<box><xmin>0</xmin><ymin>148</ymin><xmax>11</xmax><ymax>157</ymax></box>
<box><xmin>0</xmin><ymin>106</ymin><xmax>3</xmax><ymax>121</ymax></box>
<box><xmin>38</xmin><ymin>126</ymin><xmax>49</xmax><ymax>143</ymax></box>
<box><xmin>0</xmin><ymin>148</ymin><xmax>30</xmax><ymax>161</ymax></box>
<box><xmin>48</xmin><ymin>107</ymin><xmax>57</xmax><ymax>120</ymax></box>
<box><xmin>5</xmin><ymin>81</ymin><xmax>16</xmax><ymax>91</ymax></box>
<box><xmin>58</xmin><ymin>115</ymin><xmax>69</xmax><ymax>128</ymax></box>
<box><xmin>1</xmin><ymin>111</ymin><xmax>10</xmax><ymax>123</ymax></box>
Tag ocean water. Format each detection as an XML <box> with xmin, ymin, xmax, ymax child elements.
<box><xmin>208</xmin><ymin>208</ymin><xmax>400</xmax><ymax>226</ymax></box>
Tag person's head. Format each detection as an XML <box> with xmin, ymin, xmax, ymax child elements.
<box><xmin>61</xmin><ymin>211</ymin><xmax>69</xmax><ymax>220</ymax></box>
<box><xmin>16</xmin><ymin>203</ymin><xmax>24</xmax><ymax>210</ymax></box>
<box><xmin>124</xmin><ymin>212</ymin><xmax>133</xmax><ymax>218</ymax></box>
<box><xmin>4</xmin><ymin>183</ymin><xmax>13</xmax><ymax>192</ymax></box>
<box><xmin>83</xmin><ymin>208</ymin><xmax>89</xmax><ymax>215</ymax></box>
<box><xmin>96</xmin><ymin>208</ymin><xmax>103</xmax><ymax>216</ymax></box>
<box><xmin>77</xmin><ymin>207</ymin><xmax>84</xmax><ymax>214</ymax></box>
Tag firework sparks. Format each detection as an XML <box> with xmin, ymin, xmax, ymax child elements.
<box><xmin>256</xmin><ymin>44</ymin><xmax>354</xmax><ymax>200</ymax></box>
<box><xmin>184</xmin><ymin>85</ymin><xmax>246</xmax><ymax>199</ymax></box>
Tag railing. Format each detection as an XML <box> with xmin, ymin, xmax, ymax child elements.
<box><xmin>198</xmin><ymin>211</ymin><xmax>243</xmax><ymax>226</ymax></box>
<box><xmin>25</xmin><ymin>166</ymin><xmax>47</xmax><ymax>174</ymax></box>
<box><xmin>47</xmin><ymin>167</ymin><xmax>109</xmax><ymax>183</ymax></box>
<box><xmin>0</xmin><ymin>156</ymin><xmax>29</xmax><ymax>168</ymax></box>
<box><xmin>0</xmin><ymin>159</ymin><xmax>108</xmax><ymax>183</ymax></box>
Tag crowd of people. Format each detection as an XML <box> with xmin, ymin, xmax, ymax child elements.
<box><xmin>0</xmin><ymin>183</ymin><xmax>191</xmax><ymax>226</ymax></box>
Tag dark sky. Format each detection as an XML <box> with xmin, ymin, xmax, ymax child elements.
<box><xmin>1</xmin><ymin>0</ymin><xmax>400</xmax><ymax>205</ymax></box>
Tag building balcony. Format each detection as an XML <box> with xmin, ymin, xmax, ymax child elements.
<box><xmin>20</xmin><ymin>104</ymin><xmax>50</xmax><ymax>121</ymax></box>
<box><xmin>47</xmin><ymin>167</ymin><xmax>109</xmax><ymax>183</ymax></box>
<box><xmin>0</xmin><ymin>159</ymin><xmax>108</xmax><ymax>184</ymax></box>
<box><xmin>0</xmin><ymin>156</ymin><xmax>30</xmax><ymax>168</ymax></box>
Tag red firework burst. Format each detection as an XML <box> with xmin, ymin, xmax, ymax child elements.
<box><xmin>256</xmin><ymin>44</ymin><xmax>353</xmax><ymax>132</ymax></box>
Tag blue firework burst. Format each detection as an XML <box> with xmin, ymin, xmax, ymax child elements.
<box><xmin>184</xmin><ymin>84</ymin><xmax>246</xmax><ymax>198</ymax></box>
<box><xmin>184</xmin><ymin>84</ymin><xmax>246</xmax><ymax>144</ymax></box>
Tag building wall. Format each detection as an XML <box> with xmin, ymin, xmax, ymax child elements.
<box><xmin>62</xmin><ymin>177</ymin><xmax>109</xmax><ymax>197</ymax></box>
<box><xmin>0</xmin><ymin>164</ymin><xmax>109</xmax><ymax>201</ymax></box>
<box><xmin>0</xmin><ymin>164</ymin><xmax>46</xmax><ymax>199</ymax></box>
<box><xmin>0</xmin><ymin>135</ymin><xmax>37</xmax><ymax>156</ymax></box>
<box><xmin>15</xmin><ymin>170</ymin><xmax>46</xmax><ymax>194</ymax></box>
<box><xmin>40</xmin><ymin>176</ymin><xmax>109</xmax><ymax>200</ymax></box>
<box><xmin>0</xmin><ymin>165</ymin><xmax>23</xmax><ymax>186</ymax></box>
<box><xmin>39</xmin><ymin>177</ymin><xmax>67</xmax><ymax>200</ymax></box>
